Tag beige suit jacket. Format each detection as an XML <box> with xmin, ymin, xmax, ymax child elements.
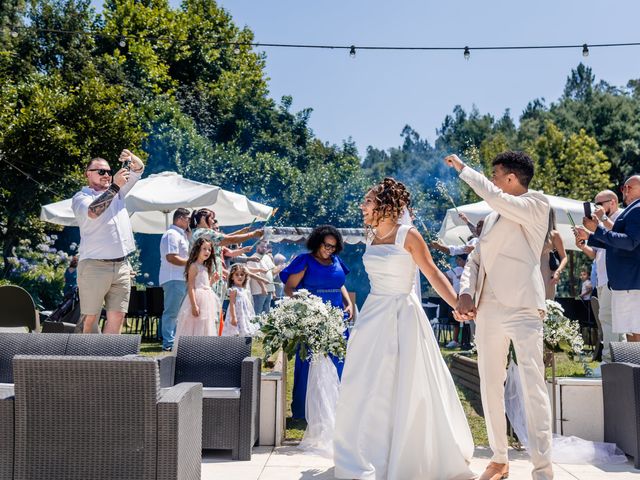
<box><xmin>458</xmin><ymin>167</ymin><xmax>550</xmax><ymax>311</ymax></box>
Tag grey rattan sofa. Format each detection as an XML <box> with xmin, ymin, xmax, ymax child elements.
<box><xmin>158</xmin><ymin>336</ymin><xmax>261</xmax><ymax>460</ymax></box>
<box><xmin>0</xmin><ymin>332</ymin><xmax>141</xmax><ymax>383</ymax></box>
<box><xmin>603</xmin><ymin>341</ymin><xmax>640</xmax><ymax>468</ymax></box>
<box><xmin>0</xmin><ymin>333</ymin><xmax>142</xmax><ymax>480</ymax></box>
<box><xmin>11</xmin><ymin>355</ymin><xmax>202</xmax><ymax>480</ymax></box>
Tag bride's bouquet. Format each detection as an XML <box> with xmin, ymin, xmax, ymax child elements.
<box><xmin>255</xmin><ymin>289</ymin><xmax>347</xmax><ymax>362</ymax></box>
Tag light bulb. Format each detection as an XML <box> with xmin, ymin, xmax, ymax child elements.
<box><xmin>119</xmin><ymin>37</ymin><xmax>126</xmax><ymax>48</ymax></box>
<box><xmin>463</xmin><ymin>46</ymin><xmax>470</xmax><ymax>60</ymax></box>
<box><xmin>349</xmin><ymin>45</ymin><xmax>356</xmax><ymax>58</ymax></box>
<box><xmin>582</xmin><ymin>44</ymin><xmax>589</xmax><ymax>57</ymax></box>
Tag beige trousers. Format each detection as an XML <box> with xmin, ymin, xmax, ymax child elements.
<box><xmin>475</xmin><ymin>284</ymin><xmax>554</xmax><ymax>480</ymax></box>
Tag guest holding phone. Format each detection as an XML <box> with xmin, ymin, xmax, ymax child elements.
<box><xmin>541</xmin><ymin>208</ymin><xmax>567</xmax><ymax>299</ymax></box>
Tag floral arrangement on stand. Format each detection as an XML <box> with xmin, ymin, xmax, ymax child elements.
<box><xmin>544</xmin><ymin>299</ymin><xmax>591</xmax><ymax>376</ymax></box>
<box><xmin>255</xmin><ymin>289</ymin><xmax>347</xmax><ymax>362</ymax></box>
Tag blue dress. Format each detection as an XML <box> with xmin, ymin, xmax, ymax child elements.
<box><xmin>280</xmin><ymin>253</ymin><xmax>350</xmax><ymax>420</ymax></box>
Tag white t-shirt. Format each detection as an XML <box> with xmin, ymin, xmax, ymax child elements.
<box><xmin>593</xmin><ymin>208</ymin><xmax>622</xmax><ymax>288</ymax></box>
<box><xmin>449</xmin><ymin>237</ymin><xmax>478</xmax><ymax>256</ymax></box>
<box><xmin>248</xmin><ymin>254</ymin><xmax>276</xmax><ymax>294</ymax></box>
<box><xmin>159</xmin><ymin>225</ymin><xmax>190</xmax><ymax>285</ymax></box>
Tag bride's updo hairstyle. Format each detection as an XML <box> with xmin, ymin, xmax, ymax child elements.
<box><xmin>368</xmin><ymin>177</ymin><xmax>412</xmax><ymax>226</ymax></box>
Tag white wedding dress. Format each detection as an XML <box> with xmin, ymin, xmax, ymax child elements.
<box><xmin>333</xmin><ymin>224</ymin><xmax>475</xmax><ymax>480</ymax></box>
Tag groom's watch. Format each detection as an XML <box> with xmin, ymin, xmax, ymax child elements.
<box><xmin>601</xmin><ymin>214</ymin><xmax>609</xmax><ymax>222</ymax></box>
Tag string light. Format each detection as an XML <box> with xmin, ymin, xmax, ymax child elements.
<box><xmin>233</xmin><ymin>46</ymin><xmax>240</xmax><ymax>54</ymax></box>
<box><xmin>349</xmin><ymin>45</ymin><xmax>356</xmax><ymax>58</ymax></box>
<box><xmin>463</xmin><ymin>46</ymin><xmax>470</xmax><ymax>60</ymax></box>
<box><xmin>10</xmin><ymin>31</ymin><xmax>19</xmax><ymax>38</ymax></box>
<box><xmin>6</xmin><ymin>26</ymin><xmax>640</xmax><ymax>58</ymax></box>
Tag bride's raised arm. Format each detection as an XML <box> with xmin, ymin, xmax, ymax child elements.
<box><xmin>404</xmin><ymin>227</ymin><xmax>458</xmax><ymax>308</ymax></box>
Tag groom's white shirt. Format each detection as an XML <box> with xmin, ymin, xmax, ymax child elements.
<box><xmin>458</xmin><ymin>166</ymin><xmax>550</xmax><ymax>311</ymax></box>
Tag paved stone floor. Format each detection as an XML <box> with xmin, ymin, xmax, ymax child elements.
<box><xmin>203</xmin><ymin>445</ymin><xmax>638</xmax><ymax>479</ymax></box>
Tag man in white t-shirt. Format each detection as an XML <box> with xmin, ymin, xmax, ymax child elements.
<box><xmin>159</xmin><ymin>208</ymin><xmax>190</xmax><ymax>351</ymax></box>
<box><xmin>575</xmin><ymin>189</ymin><xmax>624</xmax><ymax>363</ymax></box>
<box><xmin>248</xmin><ymin>241</ymin><xmax>276</xmax><ymax>314</ymax></box>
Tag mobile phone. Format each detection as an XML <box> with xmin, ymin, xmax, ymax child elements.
<box><xmin>123</xmin><ymin>159</ymin><xmax>132</xmax><ymax>170</ymax></box>
<box><xmin>583</xmin><ymin>202</ymin><xmax>592</xmax><ymax>219</ymax></box>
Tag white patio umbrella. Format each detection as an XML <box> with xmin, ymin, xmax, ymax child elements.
<box><xmin>40</xmin><ymin>171</ymin><xmax>273</xmax><ymax>233</ymax></box>
<box><xmin>437</xmin><ymin>194</ymin><xmax>586</xmax><ymax>251</ymax></box>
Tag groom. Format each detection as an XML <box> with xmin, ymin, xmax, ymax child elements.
<box><xmin>446</xmin><ymin>152</ymin><xmax>553</xmax><ymax>480</ymax></box>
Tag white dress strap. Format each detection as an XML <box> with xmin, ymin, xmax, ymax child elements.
<box><xmin>395</xmin><ymin>224</ymin><xmax>414</xmax><ymax>247</ymax></box>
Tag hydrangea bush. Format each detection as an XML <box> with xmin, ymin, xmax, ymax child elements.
<box><xmin>3</xmin><ymin>235</ymin><xmax>72</xmax><ymax>309</ymax></box>
<box><xmin>255</xmin><ymin>289</ymin><xmax>347</xmax><ymax>362</ymax></box>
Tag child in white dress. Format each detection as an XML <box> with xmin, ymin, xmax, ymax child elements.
<box><xmin>222</xmin><ymin>264</ymin><xmax>261</xmax><ymax>337</ymax></box>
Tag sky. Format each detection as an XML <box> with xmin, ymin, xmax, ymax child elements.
<box><xmin>92</xmin><ymin>0</ymin><xmax>640</xmax><ymax>157</ymax></box>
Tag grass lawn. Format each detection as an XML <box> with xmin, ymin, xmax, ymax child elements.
<box><xmin>137</xmin><ymin>336</ymin><xmax>596</xmax><ymax>447</ymax></box>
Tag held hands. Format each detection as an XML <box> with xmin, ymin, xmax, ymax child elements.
<box><xmin>444</xmin><ymin>154</ymin><xmax>465</xmax><ymax>172</ymax></box>
<box><xmin>454</xmin><ymin>293</ymin><xmax>476</xmax><ymax>321</ymax></box>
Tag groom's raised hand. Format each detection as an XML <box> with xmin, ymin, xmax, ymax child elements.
<box><xmin>455</xmin><ymin>293</ymin><xmax>476</xmax><ymax>321</ymax></box>
<box><xmin>444</xmin><ymin>154</ymin><xmax>465</xmax><ymax>172</ymax></box>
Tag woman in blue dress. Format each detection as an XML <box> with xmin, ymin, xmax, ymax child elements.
<box><xmin>280</xmin><ymin>225</ymin><xmax>353</xmax><ymax>420</ymax></box>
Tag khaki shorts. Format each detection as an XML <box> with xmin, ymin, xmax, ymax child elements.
<box><xmin>77</xmin><ymin>259</ymin><xmax>131</xmax><ymax>315</ymax></box>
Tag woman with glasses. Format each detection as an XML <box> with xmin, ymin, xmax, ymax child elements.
<box><xmin>280</xmin><ymin>225</ymin><xmax>353</xmax><ymax>420</ymax></box>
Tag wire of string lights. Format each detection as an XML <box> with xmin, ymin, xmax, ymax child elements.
<box><xmin>0</xmin><ymin>155</ymin><xmax>64</xmax><ymax>197</ymax></box>
<box><xmin>6</xmin><ymin>27</ymin><xmax>640</xmax><ymax>59</ymax></box>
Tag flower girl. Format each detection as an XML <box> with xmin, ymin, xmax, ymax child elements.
<box><xmin>175</xmin><ymin>237</ymin><xmax>220</xmax><ymax>337</ymax></box>
<box><xmin>222</xmin><ymin>264</ymin><xmax>264</xmax><ymax>336</ymax></box>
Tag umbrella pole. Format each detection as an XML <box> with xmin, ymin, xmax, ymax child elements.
<box><xmin>163</xmin><ymin>210</ymin><xmax>170</xmax><ymax>230</ymax></box>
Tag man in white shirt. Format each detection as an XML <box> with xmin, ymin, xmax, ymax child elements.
<box><xmin>575</xmin><ymin>189</ymin><xmax>625</xmax><ymax>362</ymax></box>
<box><xmin>72</xmin><ymin>150</ymin><xmax>144</xmax><ymax>334</ymax></box>
<box><xmin>248</xmin><ymin>241</ymin><xmax>276</xmax><ymax>314</ymax></box>
<box><xmin>159</xmin><ymin>208</ymin><xmax>190</xmax><ymax>351</ymax></box>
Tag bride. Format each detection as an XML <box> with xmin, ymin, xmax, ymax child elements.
<box><xmin>333</xmin><ymin>178</ymin><xmax>475</xmax><ymax>480</ymax></box>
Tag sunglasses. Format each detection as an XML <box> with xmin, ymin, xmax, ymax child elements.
<box><xmin>321</xmin><ymin>242</ymin><xmax>337</xmax><ymax>251</ymax></box>
<box><xmin>87</xmin><ymin>168</ymin><xmax>112</xmax><ymax>176</ymax></box>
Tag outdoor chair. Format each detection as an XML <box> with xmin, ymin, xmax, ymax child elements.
<box><xmin>142</xmin><ymin>287</ymin><xmax>164</xmax><ymax>341</ymax></box>
<box><xmin>126</xmin><ymin>286</ymin><xmax>147</xmax><ymax>334</ymax></box>
<box><xmin>0</xmin><ymin>332</ymin><xmax>141</xmax><ymax>383</ymax></box>
<box><xmin>0</xmin><ymin>383</ymin><xmax>13</xmax><ymax>480</ymax></box>
<box><xmin>0</xmin><ymin>285</ymin><xmax>39</xmax><ymax>332</ymax></box>
<box><xmin>602</xmin><ymin>341</ymin><xmax>640</xmax><ymax>468</ymax></box>
<box><xmin>11</xmin><ymin>355</ymin><xmax>202</xmax><ymax>480</ymax></box>
<box><xmin>158</xmin><ymin>336</ymin><xmax>261</xmax><ymax>460</ymax></box>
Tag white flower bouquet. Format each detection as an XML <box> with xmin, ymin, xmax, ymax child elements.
<box><xmin>255</xmin><ymin>289</ymin><xmax>347</xmax><ymax>361</ymax></box>
<box><xmin>544</xmin><ymin>300</ymin><xmax>584</xmax><ymax>355</ymax></box>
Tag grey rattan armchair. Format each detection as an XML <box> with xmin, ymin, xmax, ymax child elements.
<box><xmin>603</xmin><ymin>341</ymin><xmax>640</xmax><ymax>468</ymax></box>
<box><xmin>160</xmin><ymin>336</ymin><xmax>261</xmax><ymax>460</ymax></box>
<box><xmin>12</xmin><ymin>355</ymin><xmax>202</xmax><ymax>480</ymax></box>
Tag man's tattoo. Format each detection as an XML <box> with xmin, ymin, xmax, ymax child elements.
<box><xmin>88</xmin><ymin>184</ymin><xmax>120</xmax><ymax>217</ymax></box>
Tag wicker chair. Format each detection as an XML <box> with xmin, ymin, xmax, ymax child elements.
<box><xmin>0</xmin><ymin>385</ymin><xmax>13</xmax><ymax>480</ymax></box>
<box><xmin>0</xmin><ymin>333</ymin><xmax>141</xmax><ymax>383</ymax></box>
<box><xmin>11</xmin><ymin>355</ymin><xmax>202</xmax><ymax>480</ymax></box>
<box><xmin>159</xmin><ymin>336</ymin><xmax>261</xmax><ymax>460</ymax></box>
<box><xmin>602</xmin><ymin>341</ymin><xmax>640</xmax><ymax>468</ymax></box>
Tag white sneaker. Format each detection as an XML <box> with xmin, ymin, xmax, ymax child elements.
<box><xmin>446</xmin><ymin>340</ymin><xmax>459</xmax><ymax>349</ymax></box>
